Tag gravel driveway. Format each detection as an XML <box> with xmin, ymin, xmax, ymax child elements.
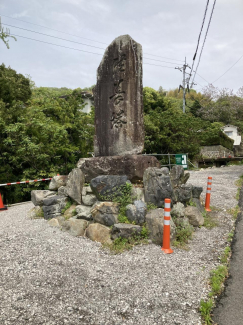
<box><xmin>0</xmin><ymin>166</ymin><xmax>242</xmax><ymax>325</ymax></box>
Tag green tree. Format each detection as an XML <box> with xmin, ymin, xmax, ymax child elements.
<box><xmin>0</xmin><ymin>21</ymin><xmax>16</xmax><ymax>49</ymax></box>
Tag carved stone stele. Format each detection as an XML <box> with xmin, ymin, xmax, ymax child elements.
<box><xmin>93</xmin><ymin>34</ymin><xmax>144</xmax><ymax>156</ymax></box>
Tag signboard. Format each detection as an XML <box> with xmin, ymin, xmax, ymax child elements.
<box><xmin>175</xmin><ymin>154</ymin><xmax>188</xmax><ymax>169</ymax></box>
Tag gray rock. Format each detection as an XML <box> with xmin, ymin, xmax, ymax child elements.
<box><xmin>93</xmin><ymin>34</ymin><xmax>144</xmax><ymax>157</ymax></box>
<box><xmin>143</xmin><ymin>167</ymin><xmax>175</xmax><ymax>208</ymax></box>
<box><xmin>42</xmin><ymin>195</ymin><xmax>68</xmax><ymax>208</ymax></box>
<box><xmin>43</xmin><ymin>204</ymin><xmax>62</xmax><ymax>219</ymax></box>
<box><xmin>31</xmin><ymin>190</ymin><xmax>57</xmax><ymax>206</ymax></box>
<box><xmin>65</xmin><ymin>168</ymin><xmax>85</xmax><ymax>205</ymax></box>
<box><xmin>131</xmin><ymin>187</ymin><xmax>145</xmax><ymax>202</ymax></box>
<box><xmin>48</xmin><ymin>218</ymin><xmax>61</xmax><ymax>228</ymax></box>
<box><xmin>174</xmin><ymin>184</ymin><xmax>193</xmax><ymax>204</ymax></box>
<box><xmin>90</xmin><ymin>175</ymin><xmax>129</xmax><ymax>201</ymax></box>
<box><xmin>184</xmin><ymin>206</ymin><xmax>204</xmax><ymax>227</ymax></box>
<box><xmin>62</xmin><ymin>218</ymin><xmax>89</xmax><ymax>237</ymax></box>
<box><xmin>171</xmin><ymin>202</ymin><xmax>185</xmax><ymax>218</ymax></box>
<box><xmin>91</xmin><ymin>202</ymin><xmax>119</xmax><ymax>226</ymax></box>
<box><xmin>111</xmin><ymin>224</ymin><xmax>142</xmax><ymax>240</ymax></box>
<box><xmin>85</xmin><ymin>223</ymin><xmax>112</xmax><ymax>245</ymax></box>
<box><xmin>126</xmin><ymin>200</ymin><xmax>147</xmax><ymax>225</ymax></box>
<box><xmin>75</xmin><ymin>205</ymin><xmax>93</xmax><ymax>221</ymax></box>
<box><xmin>192</xmin><ymin>186</ymin><xmax>203</xmax><ymax>199</ymax></box>
<box><xmin>145</xmin><ymin>208</ymin><xmax>176</xmax><ymax>245</ymax></box>
<box><xmin>82</xmin><ymin>194</ymin><xmax>97</xmax><ymax>206</ymax></box>
<box><xmin>58</xmin><ymin>186</ymin><xmax>68</xmax><ymax>197</ymax></box>
<box><xmin>170</xmin><ymin>165</ymin><xmax>190</xmax><ymax>188</ymax></box>
<box><xmin>49</xmin><ymin>176</ymin><xmax>68</xmax><ymax>190</ymax></box>
<box><xmin>82</xmin><ymin>186</ymin><xmax>93</xmax><ymax>195</ymax></box>
<box><xmin>190</xmin><ymin>198</ymin><xmax>205</xmax><ymax>213</ymax></box>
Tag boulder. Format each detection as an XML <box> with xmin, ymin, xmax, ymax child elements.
<box><xmin>131</xmin><ymin>187</ymin><xmax>145</xmax><ymax>202</ymax></box>
<box><xmin>27</xmin><ymin>206</ymin><xmax>44</xmax><ymax>219</ymax></box>
<box><xmin>91</xmin><ymin>202</ymin><xmax>119</xmax><ymax>226</ymax></box>
<box><xmin>126</xmin><ymin>200</ymin><xmax>147</xmax><ymax>225</ymax></box>
<box><xmin>90</xmin><ymin>175</ymin><xmax>129</xmax><ymax>201</ymax></box>
<box><xmin>143</xmin><ymin>167</ymin><xmax>175</xmax><ymax>208</ymax></box>
<box><xmin>49</xmin><ymin>175</ymin><xmax>68</xmax><ymax>190</ymax></box>
<box><xmin>58</xmin><ymin>186</ymin><xmax>68</xmax><ymax>197</ymax></box>
<box><xmin>62</xmin><ymin>218</ymin><xmax>89</xmax><ymax>236</ymax></box>
<box><xmin>63</xmin><ymin>204</ymin><xmax>77</xmax><ymax>220</ymax></box>
<box><xmin>82</xmin><ymin>194</ymin><xmax>97</xmax><ymax>206</ymax></box>
<box><xmin>190</xmin><ymin>198</ymin><xmax>205</xmax><ymax>213</ymax></box>
<box><xmin>75</xmin><ymin>205</ymin><xmax>93</xmax><ymax>221</ymax></box>
<box><xmin>31</xmin><ymin>190</ymin><xmax>57</xmax><ymax>206</ymax></box>
<box><xmin>111</xmin><ymin>224</ymin><xmax>142</xmax><ymax>240</ymax></box>
<box><xmin>192</xmin><ymin>186</ymin><xmax>203</xmax><ymax>199</ymax></box>
<box><xmin>85</xmin><ymin>223</ymin><xmax>112</xmax><ymax>245</ymax></box>
<box><xmin>48</xmin><ymin>218</ymin><xmax>61</xmax><ymax>228</ymax></box>
<box><xmin>145</xmin><ymin>208</ymin><xmax>176</xmax><ymax>245</ymax></box>
<box><xmin>174</xmin><ymin>184</ymin><xmax>193</xmax><ymax>204</ymax></box>
<box><xmin>170</xmin><ymin>165</ymin><xmax>190</xmax><ymax>188</ymax></box>
<box><xmin>65</xmin><ymin>168</ymin><xmax>85</xmax><ymax>205</ymax></box>
<box><xmin>82</xmin><ymin>186</ymin><xmax>93</xmax><ymax>195</ymax></box>
<box><xmin>184</xmin><ymin>206</ymin><xmax>204</xmax><ymax>227</ymax></box>
<box><xmin>77</xmin><ymin>155</ymin><xmax>161</xmax><ymax>183</ymax></box>
<box><xmin>43</xmin><ymin>195</ymin><xmax>68</xmax><ymax>209</ymax></box>
<box><xmin>171</xmin><ymin>202</ymin><xmax>185</xmax><ymax>218</ymax></box>
<box><xmin>43</xmin><ymin>204</ymin><xmax>62</xmax><ymax>220</ymax></box>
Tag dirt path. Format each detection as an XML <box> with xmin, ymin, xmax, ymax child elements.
<box><xmin>0</xmin><ymin>166</ymin><xmax>242</xmax><ymax>325</ymax></box>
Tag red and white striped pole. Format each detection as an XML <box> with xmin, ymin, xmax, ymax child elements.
<box><xmin>205</xmin><ymin>176</ymin><xmax>212</xmax><ymax>212</ymax></box>
<box><xmin>162</xmin><ymin>198</ymin><xmax>173</xmax><ymax>254</ymax></box>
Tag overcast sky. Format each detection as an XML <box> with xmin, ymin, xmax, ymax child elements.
<box><xmin>0</xmin><ymin>0</ymin><xmax>242</xmax><ymax>93</ymax></box>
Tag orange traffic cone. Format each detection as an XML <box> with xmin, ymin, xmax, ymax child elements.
<box><xmin>162</xmin><ymin>198</ymin><xmax>173</xmax><ymax>254</ymax></box>
<box><xmin>205</xmin><ymin>177</ymin><xmax>212</xmax><ymax>212</ymax></box>
<box><xmin>0</xmin><ymin>193</ymin><xmax>7</xmax><ymax>211</ymax></box>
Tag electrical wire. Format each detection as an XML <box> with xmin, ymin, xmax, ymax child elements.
<box><xmin>190</xmin><ymin>0</ymin><xmax>216</xmax><ymax>88</ymax></box>
<box><xmin>189</xmin><ymin>0</ymin><xmax>209</xmax><ymax>84</ymax></box>
<box><xmin>8</xmin><ymin>33</ymin><xmax>178</xmax><ymax>69</ymax></box>
<box><xmin>212</xmin><ymin>53</ymin><xmax>243</xmax><ymax>83</ymax></box>
<box><xmin>1</xmin><ymin>14</ymin><xmax>183</xmax><ymax>62</ymax></box>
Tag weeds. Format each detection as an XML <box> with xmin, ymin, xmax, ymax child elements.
<box><xmin>61</xmin><ymin>200</ymin><xmax>72</xmax><ymax>214</ymax></box>
<box><xmin>227</xmin><ymin>231</ymin><xmax>234</xmax><ymax>242</ymax></box>
<box><xmin>199</xmin><ymin>299</ymin><xmax>213</xmax><ymax>325</ymax></box>
<box><xmin>227</xmin><ymin>205</ymin><xmax>240</xmax><ymax>220</ymax></box>
<box><xmin>220</xmin><ymin>246</ymin><xmax>231</xmax><ymax>264</ymax></box>
<box><xmin>105</xmin><ymin>232</ymin><xmax>148</xmax><ymax>254</ymax></box>
<box><xmin>146</xmin><ymin>202</ymin><xmax>158</xmax><ymax>211</ymax></box>
<box><xmin>172</xmin><ymin>219</ymin><xmax>193</xmax><ymax>249</ymax></box>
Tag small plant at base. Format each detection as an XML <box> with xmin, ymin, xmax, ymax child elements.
<box><xmin>209</xmin><ymin>265</ymin><xmax>228</xmax><ymax>297</ymax></box>
<box><xmin>172</xmin><ymin>219</ymin><xmax>193</xmax><ymax>249</ymax></box>
<box><xmin>106</xmin><ymin>234</ymin><xmax>148</xmax><ymax>254</ymax></box>
<box><xmin>188</xmin><ymin>200</ymin><xmax>196</xmax><ymax>207</ymax></box>
<box><xmin>203</xmin><ymin>211</ymin><xmax>218</xmax><ymax>229</ymax></box>
<box><xmin>199</xmin><ymin>299</ymin><xmax>213</xmax><ymax>325</ymax></box>
<box><xmin>34</xmin><ymin>207</ymin><xmax>44</xmax><ymax>219</ymax></box>
<box><xmin>61</xmin><ymin>200</ymin><xmax>72</xmax><ymax>214</ymax></box>
<box><xmin>227</xmin><ymin>205</ymin><xmax>240</xmax><ymax>220</ymax></box>
<box><xmin>227</xmin><ymin>231</ymin><xmax>234</xmax><ymax>242</ymax></box>
<box><xmin>220</xmin><ymin>246</ymin><xmax>231</xmax><ymax>264</ymax></box>
<box><xmin>146</xmin><ymin>202</ymin><xmax>158</xmax><ymax>211</ymax></box>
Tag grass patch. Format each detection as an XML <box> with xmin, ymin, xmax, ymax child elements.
<box><xmin>146</xmin><ymin>202</ymin><xmax>158</xmax><ymax>211</ymax></box>
<box><xmin>105</xmin><ymin>228</ymin><xmax>149</xmax><ymax>254</ymax></box>
<box><xmin>199</xmin><ymin>299</ymin><xmax>214</xmax><ymax>325</ymax></box>
<box><xmin>172</xmin><ymin>219</ymin><xmax>194</xmax><ymax>249</ymax></box>
<box><xmin>227</xmin><ymin>231</ymin><xmax>234</xmax><ymax>243</ymax></box>
<box><xmin>203</xmin><ymin>211</ymin><xmax>218</xmax><ymax>229</ymax></box>
<box><xmin>220</xmin><ymin>246</ymin><xmax>231</xmax><ymax>264</ymax></box>
<box><xmin>227</xmin><ymin>205</ymin><xmax>240</xmax><ymax>220</ymax></box>
<box><xmin>61</xmin><ymin>200</ymin><xmax>72</xmax><ymax>214</ymax></box>
<box><xmin>32</xmin><ymin>207</ymin><xmax>44</xmax><ymax>219</ymax></box>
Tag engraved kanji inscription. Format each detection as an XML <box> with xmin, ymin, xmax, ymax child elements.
<box><xmin>113</xmin><ymin>54</ymin><xmax>126</xmax><ymax>73</ymax></box>
<box><xmin>110</xmin><ymin>109</ymin><xmax>127</xmax><ymax>128</ymax></box>
<box><xmin>109</xmin><ymin>79</ymin><xmax>125</xmax><ymax>105</ymax></box>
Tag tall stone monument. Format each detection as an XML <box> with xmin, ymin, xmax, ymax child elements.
<box><xmin>94</xmin><ymin>34</ymin><xmax>144</xmax><ymax>157</ymax></box>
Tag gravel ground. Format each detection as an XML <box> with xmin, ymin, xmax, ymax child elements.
<box><xmin>0</xmin><ymin>165</ymin><xmax>242</xmax><ymax>325</ymax></box>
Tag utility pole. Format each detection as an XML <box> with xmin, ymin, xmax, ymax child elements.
<box><xmin>175</xmin><ymin>58</ymin><xmax>191</xmax><ymax>113</ymax></box>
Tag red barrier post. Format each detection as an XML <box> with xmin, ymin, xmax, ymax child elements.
<box><xmin>162</xmin><ymin>198</ymin><xmax>173</xmax><ymax>254</ymax></box>
<box><xmin>205</xmin><ymin>176</ymin><xmax>212</xmax><ymax>212</ymax></box>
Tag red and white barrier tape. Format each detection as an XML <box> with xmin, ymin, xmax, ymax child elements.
<box><xmin>0</xmin><ymin>178</ymin><xmax>53</xmax><ymax>187</ymax></box>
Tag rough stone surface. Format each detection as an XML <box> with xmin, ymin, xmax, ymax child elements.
<box><xmin>171</xmin><ymin>202</ymin><xmax>185</xmax><ymax>218</ymax></box>
<box><xmin>31</xmin><ymin>190</ymin><xmax>57</xmax><ymax>206</ymax></box>
<box><xmin>77</xmin><ymin>155</ymin><xmax>160</xmax><ymax>183</ymax></box>
<box><xmin>146</xmin><ymin>208</ymin><xmax>176</xmax><ymax>245</ymax></box>
<box><xmin>65</xmin><ymin>168</ymin><xmax>85</xmax><ymax>205</ymax></box>
<box><xmin>170</xmin><ymin>165</ymin><xmax>190</xmax><ymax>188</ymax></box>
<box><xmin>184</xmin><ymin>206</ymin><xmax>204</xmax><ymax>227</ymax></box>
<box><xmin>191</xmin><ymin>198</ymin><xmax>205</xmax><ymax>213</ymax></box>
<box><xmin>75</xmin><ymin>205</ymin><xmax>93</xmax><ymax>221</ymax></box>
<box><xmin>90</xmin><ymin>175</ymin><xmax>129</xmax><ymax>201</ymax></box>
<box><xmin>57</xmin><ymin>186</ymin><xmax>68</xmax><ymax>197</ymax></box>
<box><xmin>192</xmin><ymin>186</ymin><xmax>203</xmax><ymax>199</ymax></box>
<box><xmin>49</xmin><ymin>176</ymin><xmax>68</xmax><ymax>191</ymax></box>
<box><xmin>63</xmin><ymin>204</ymin><xmax>77</xmax><ymax>220</ymax></box>
<box><xmin>126</xmin><ymin>200</ymin><xmax>147</xmax><ymax>225</ymax></box>
<box><xmin>91</xmin><ymin>202</ymin><xmax>119</xmax><ymax>227</ymax></box>
<box><xmin>62</xmin><ymin>218</ymin><xmax>89</xmax><ymax>236</ymax></box>
<box><xmin>111</xmin><ymin>223</ymin><xmax>142</xmax><ymax>240</ymax></box>
<box><xmin>42</xmin><ymin>204</ymin><xmax>62</xmax><ymax>220</ymax></box>
<box><xmin>85</xmin><ymin>223</ymin><xmax>112</xmax><ymax>245</ymax></box>
<box><xmin>42</xmin><ymin>195</ymin><xmax>68</xmax><ymax>208</ymax></box>
<box><xmin>143</xmin><ymin>167</ymin><xmax>175</xmax><ymax>208</ymax></box>
<box><xmin>93</xmin><ymin>34</ymin><xmax>144</xmax><ymax>157</ymax></box>
<box><xmin>131</xmin><ymin>186</ymin><xmax>145</xmax><ymax>202</ymax></box>
<box><xmin>82</xmin><ymin>194</ymin><xmax>97</xmax><ymax>206</ymax></box>
<box><xmin>174</xmin><ymin>184</ymin><xmax>193</xmax><ymax>204</ymax></box>
<box><xmin>47</xmin><ymin>218</ymin><xmax>61</xmax><ymax>228</ymax></box>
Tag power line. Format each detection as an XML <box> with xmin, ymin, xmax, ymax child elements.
<box><xmin>189</xmin><ymin>0</ymin><xmax>210</xmax><ymax>85</ymax></box>
<box><xmin>190</xmin><ymin>0</ymin><xmax>216</xmax><ymax>88</ymax></box>
<box><xmin>8</xmin><ymin>33</ymin><xmax>177</xmax><ymax>69</ymax></box>
<box><xmin>1</xmin><ymin>14</ymin><xmax>183</xmax><ymax>62</ymax></box>
<box><xmin>212</xmin><ymin>53</ymin><xmax>243</xmax><ymax>83</ymax></box>
<box><xmin>4</xmin><ymin>23</ymin><xmax>180</xmax><ymax>65</ymax></box>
